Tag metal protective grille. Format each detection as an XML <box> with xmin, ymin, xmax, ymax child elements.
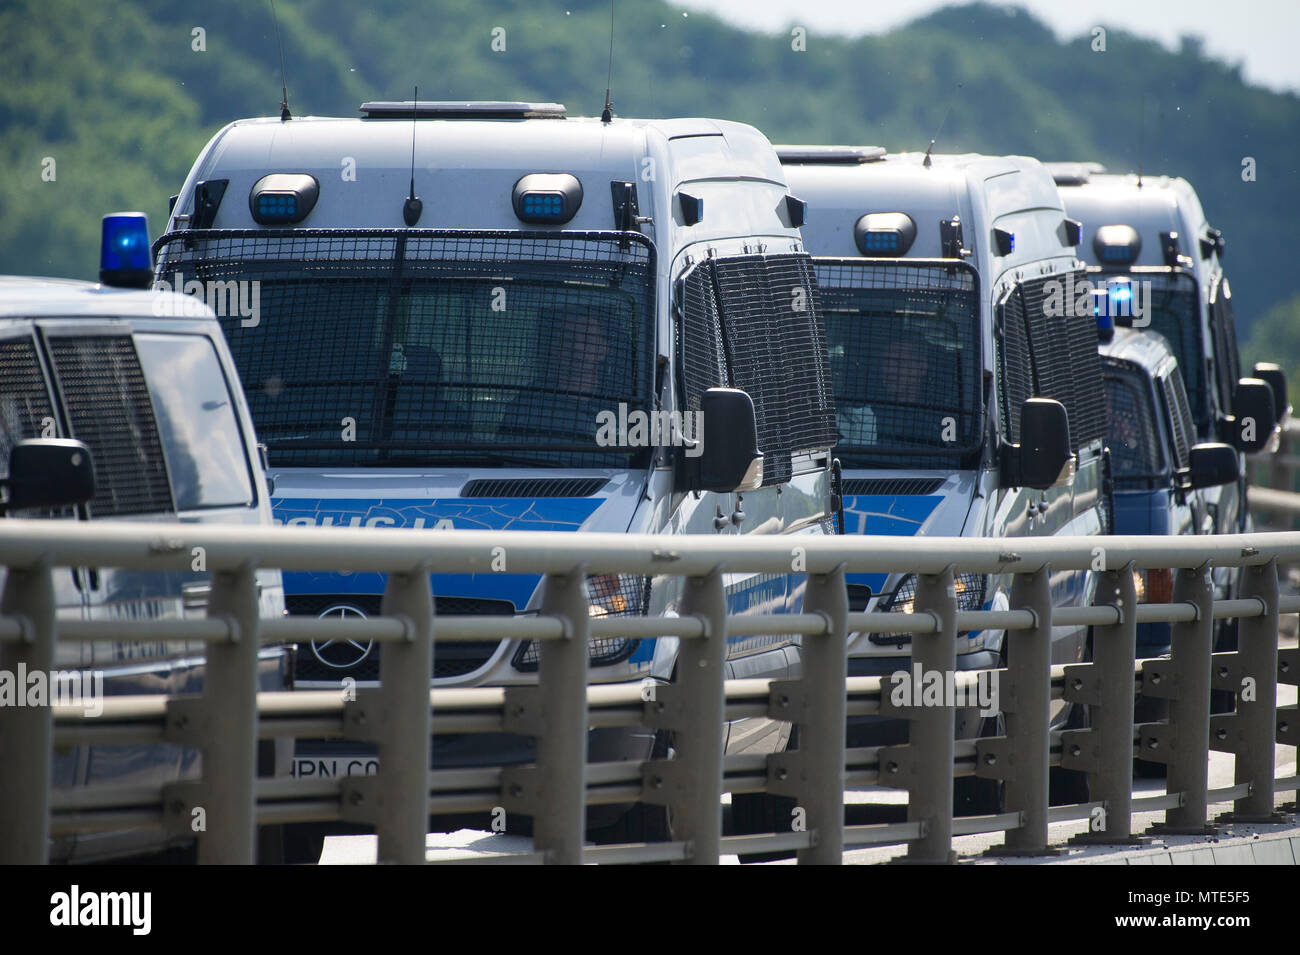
<box><xmin>1210</xmin><ymin>277</ymin><xmax>1242</xmax><ymax>418</ymax></box>
<box><xmin>677</xmin><ymin>253</ymin><xmax>837</xmax><ymax>485</ymax></box>
<box><xmin>155</xmin><ymin>230</ymin><xmax>655</xmax><ymax>469</ymax></box>
<box><xmin>47</xmin><ymin>335</ymin><xmax>174</xmax><ymax>517</ymax></box>
<box><xmin>1019</xmin><ymin>272</ymin><xmax>1107</xmax><ymax>452</ymax></box>
<box><xmin>817</xmin><ymin>259</ymin><xmax>980</xmax><ymax>470</ymax></box>
<box><xmin>997</xmin><ymin>286</ymin><xmax>1034</xmax><ymax>445</ymax></box>
<box><xmin>460</xmin><ymin>477</ymin><xmax>607</xmax><ymax>498</ymax></box>
<box><xmin>1161</xmin><ymin>371</ymin><xmax>1195</xmax><ymax>471</ymax></box>
<box><xmin>841</xmin><ymin>477</ymin><xmax>944</xmax><ymax>496</ymax></box>
<box><xmin>1101</xmin><ymin>360</ymin><xmax>1165</xmax><ymax>486</ymax></box>
<box><xmin>0</xmin><ymin>336</ymin><xmax>55</xmax><ymax>476</ymax></box>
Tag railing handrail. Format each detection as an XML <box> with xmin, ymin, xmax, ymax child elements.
<box><xmin>5</xmin><ymin>519</ymin><xmax>1300</xmax><ymax>575</ymax></box>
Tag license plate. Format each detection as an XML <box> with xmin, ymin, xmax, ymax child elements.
<box><xmin>290</xmin><ymin>756</ymin><xmax>379</xmax><ymax>778</ymax></box>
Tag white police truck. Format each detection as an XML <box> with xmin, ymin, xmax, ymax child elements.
<box><xmin>155</xmin><ymin>101</ymin><xmax>840</xmax><ymax>844</ymax></box>
<box><xmin>779</xmin><ymin>146</ymin><xmax>1109</xmax><ymax>811</ymax></box>
<box><xmin>1049</xmin><ymin>165</ymin><xmax>1281</xmax><ymax>646</ymax></box>
<box><xmin>0</xmin><ymin>214</ymin><xmax>288</xmax><ymax>862</ymax></box>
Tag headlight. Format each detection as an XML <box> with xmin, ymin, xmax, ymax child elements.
<box><xmin>513</xmin><ymin>573</ymin><xmax>649</xmax><ymax>670</ymax></box>
<box><xmin>881</xmin><ymin>572</ymin><xmax>987</xmax><ymax>615</ymax></box>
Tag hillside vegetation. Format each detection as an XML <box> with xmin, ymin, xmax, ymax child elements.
<box><xmin>3</xmin><ymin>0</ymin><xmax>1297</xmax><ymax>341</ymax></box>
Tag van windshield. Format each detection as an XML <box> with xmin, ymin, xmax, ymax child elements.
<box><xmin>1091</xmin><ymin>269</ymin><xmax>1204</xmax><ymax>429</ymax></box>
<box><xmin>816</xmin><ymin>260</ymin><xmax>981</xmax><ymax>469</ymax></box>
<box><xmin>155</xmin><ymin>231</ymin><xmax>656</xmax><ymax>469</ymax></box>
<box><xmin>1101</xmin><ymin>363</ymin><xmax>1166</xmax><ymax>486</ymax></box>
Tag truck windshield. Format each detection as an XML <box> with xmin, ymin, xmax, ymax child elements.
<box><xmin>816</xmin><ymin>260</ymin><xmax>981</xmax><ymax>469</ymax></box>
<box><xmin>154</xmin><ymin>231</ymin><xmax>656</xmax><ymax>469</ymax></box>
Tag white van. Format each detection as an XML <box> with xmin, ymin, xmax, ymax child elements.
<box><xmin>155</xmin><ymin>102</ymin><xmax>839</xmax><ymax>840</ymax></box>
<box><xmin>1049</xmin><ymin>166</ymin><xmax>1281</xmax><ymax>641</ymax></box>
<box><xmin>779</xmin><ymin>146</ymin><xmax>1108</xmax><ymax>810</ymax></box>
<box><xmin>0</xmin><ymin>215</ymin><xmax>288</xmax><ymax>861</ymax></box>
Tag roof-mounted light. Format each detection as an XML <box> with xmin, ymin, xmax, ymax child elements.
<box><xmin>1093</xmin><ymin>277</ymin><xmax>1136</xmax><ymax>337</ymax></box>
<box><xmin>1045</xmin><ymin>161</ymin><xmax>1107</xmax><ymax>186</ymax></box>
<box><xmin>775</xmin><ymin>145</ymin><xmax>887</xmax><ymax>164</ymax></box>
<box><xmin>249</xmin><ymin>174</ymin><xmax>319</xmax><ymax>225</ymax></box>
<box><xmin>99</xmin><ymin>213</ymin><xmax>152</xmax><ymax>289</ymax></box>
<box><xmin>854</xmin><ymin>213</ymin><xmax>916</xmax><ymax>257</ymax></box>
<box><xmin>512</xmin><ymin>173</ymin><xmax>583</xmax><ymax>224</ymax></box>
<box><xmin>1093</xmin><ymin>224</ymin><xmax>1142</xmax><ymax>265</ymax></box>
<box><xmin>361</xmin><ymin>101</ymin><xmax>566</xmax><ymax>119</ymax></box>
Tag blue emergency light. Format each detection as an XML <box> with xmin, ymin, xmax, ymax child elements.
<box><xmin>99</xmin><ymin>213</ymin><xmax>152</xmax><ymax>289</ymax></box>
<box><xmin>512</xmin><ymin>173</ymin><xmax>583</xmax><ymax>224</ymax></box>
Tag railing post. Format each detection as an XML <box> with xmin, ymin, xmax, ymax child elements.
<box><xmin>987</xmin><ymin>566</ymin><xmax>1055</xmax><ymax>855</ymax></box>
<box><xmin>1064</xmin><ymin>564</ymin><xmax>1143</xmax><ymax>844</ymax></box>
<box><xmin>646</xmin><ymin>569</ymin><xmax>727</xmax><ymax>864</ymax></box>
<box><xmin>339</xmin><ymin>565</ymin><xmax>434</xmax><ymax>864</ymax></box>
<box><xmin>1218</xmin><ymin>558</ymin><xmax>1287</xmax><ymax>822</ymax></box>
<box><xmin>502</xmin><ymin>570</ymin><xmax>590</xmax><ymax>865</ymax></box>
<box><xmin>1146</xmin><ymin>562</ymin><xmax>1216</xmax><ymax>834</ymax></box>
<box><xmin>767</xmin><ymin>564</ymin><xmax>848</xmax><ymax>864</ymax></box>
<box><xmin>0</xmin><ymin>560</ymin><xmax>56</xmax><ymax>864</ymax></box>
<box><xmin>902</xmin><ymin>566</ymin><xmax>957</xmax><ymax>863</ymax></box>
<box><xmin>165</xmin><ymin>563</ymin><xmax>262</xmax><ymax>864</ymax></box>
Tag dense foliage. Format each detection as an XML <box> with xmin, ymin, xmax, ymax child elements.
<box><xmin>3</xmin><ymin>0</ymin><xmax>1296</xmax><ymax>337</ymax></box>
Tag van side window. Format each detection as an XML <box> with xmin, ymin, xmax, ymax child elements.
<box><xmin>999</xmin><ymin>271</ymin><xmax>1107</xmax><ymax>452</ymax></box>
<box><xmin>135</xmin><ymin>335</ymin><xmax>255</xmax><ymax>510</ymax></box>
<box><xmin>677</xmin><ymin>253</ymin><xmax>837</xmax><ymax>484</ymax></box>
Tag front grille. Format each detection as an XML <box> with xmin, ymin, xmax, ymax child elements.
<box><xmin>47</xmin><ymin>335</ymin><xmax>174</xmax><ymax>517</ymax></box>
<box><xmin>461</xmin><ymin>477</ymin><xmax>606</xmax><ymax>498</ymax></box>
<box><xmin>286</xmin><ymin>593</ymin><xmax>514</xmax><ymax>681</ymax></box>
<box><xmin>841</xmin><ymin>477</ymin><xmax>943</xmax><ymax>496</ymax></box>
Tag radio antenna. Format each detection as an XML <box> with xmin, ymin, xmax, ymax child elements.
<box><xmin>1136</xmin><ymin>95</ymin><xmax>1145</xmax><ymax>188</ymax></box>
<box><xmin>269</xmin><ymin>0</ymin><xmax>291</xmax><ymax>121</ymax></box>
<box><xmin>601</xmin><ymin>0</ymin><xmax>616</xmax><ymax>124</ymax></box>
<box><xmin>403</xmin><ymin>86</ymin><xmax>423</xmax><ymax>226</ymax></box>
<box><xmin>923</xmin><ymin>86</ymin><xmax>960</xmax><ymax>168</ymax></box>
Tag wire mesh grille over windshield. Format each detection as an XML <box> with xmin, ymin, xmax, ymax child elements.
<box><xmin>816</xmin><ymin>259</ymin><xmax>980</xmax><ymax>471</ymax></box>
<box><xmin>677</xmin><ymin>252</ymin><xmax>837</xmax><ymax>485</ymax></box>
<box><xmin>154</xmin><ymin>230</ymin><xmax>656</xmax><ymax>469</ymax></box>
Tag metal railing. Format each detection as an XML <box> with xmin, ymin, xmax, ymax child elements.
<box><xmin>1</xmin><ymin>519</ymin><xmax>1296</xmax><ymax>864</ymax></box>
<box><xmin>1250</xmin><ymin>418</ymin><xmax>1300</xmax><ymax>532</ymax></box>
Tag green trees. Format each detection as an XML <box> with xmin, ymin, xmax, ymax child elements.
<box><xmin>2</xmin><ymin>1</ymin><xmax>1296</xmax><ymax>330</ymax></box>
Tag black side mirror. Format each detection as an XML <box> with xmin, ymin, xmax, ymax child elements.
<box><xmin>1183</xmin><ymin>442</ymin><xmax>1240</xmax><ymax>490</ymax></box>
<box><xmin>1000</xmin><ymin>398</ymin><xmax>1074</xmax><ymax>491</ymax></box>
<box><xmin>0</xmin><ymin>439</ymin><xmax>95</xmax><ymax>513</ymax></box>
<box><xmin>1252</xmin><ymin>362</ymin><xmax>1290</xmax><ymax>424</ymax></box>
<box><xmin>687</xmin><ymin>388</ymin><xmax>763</xmax><ymax>492</ymax></box>
<box><xmin>1227</xmin><ymin>378</ymin><xmax>1278</xmax><ymax>454</ymax></box>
